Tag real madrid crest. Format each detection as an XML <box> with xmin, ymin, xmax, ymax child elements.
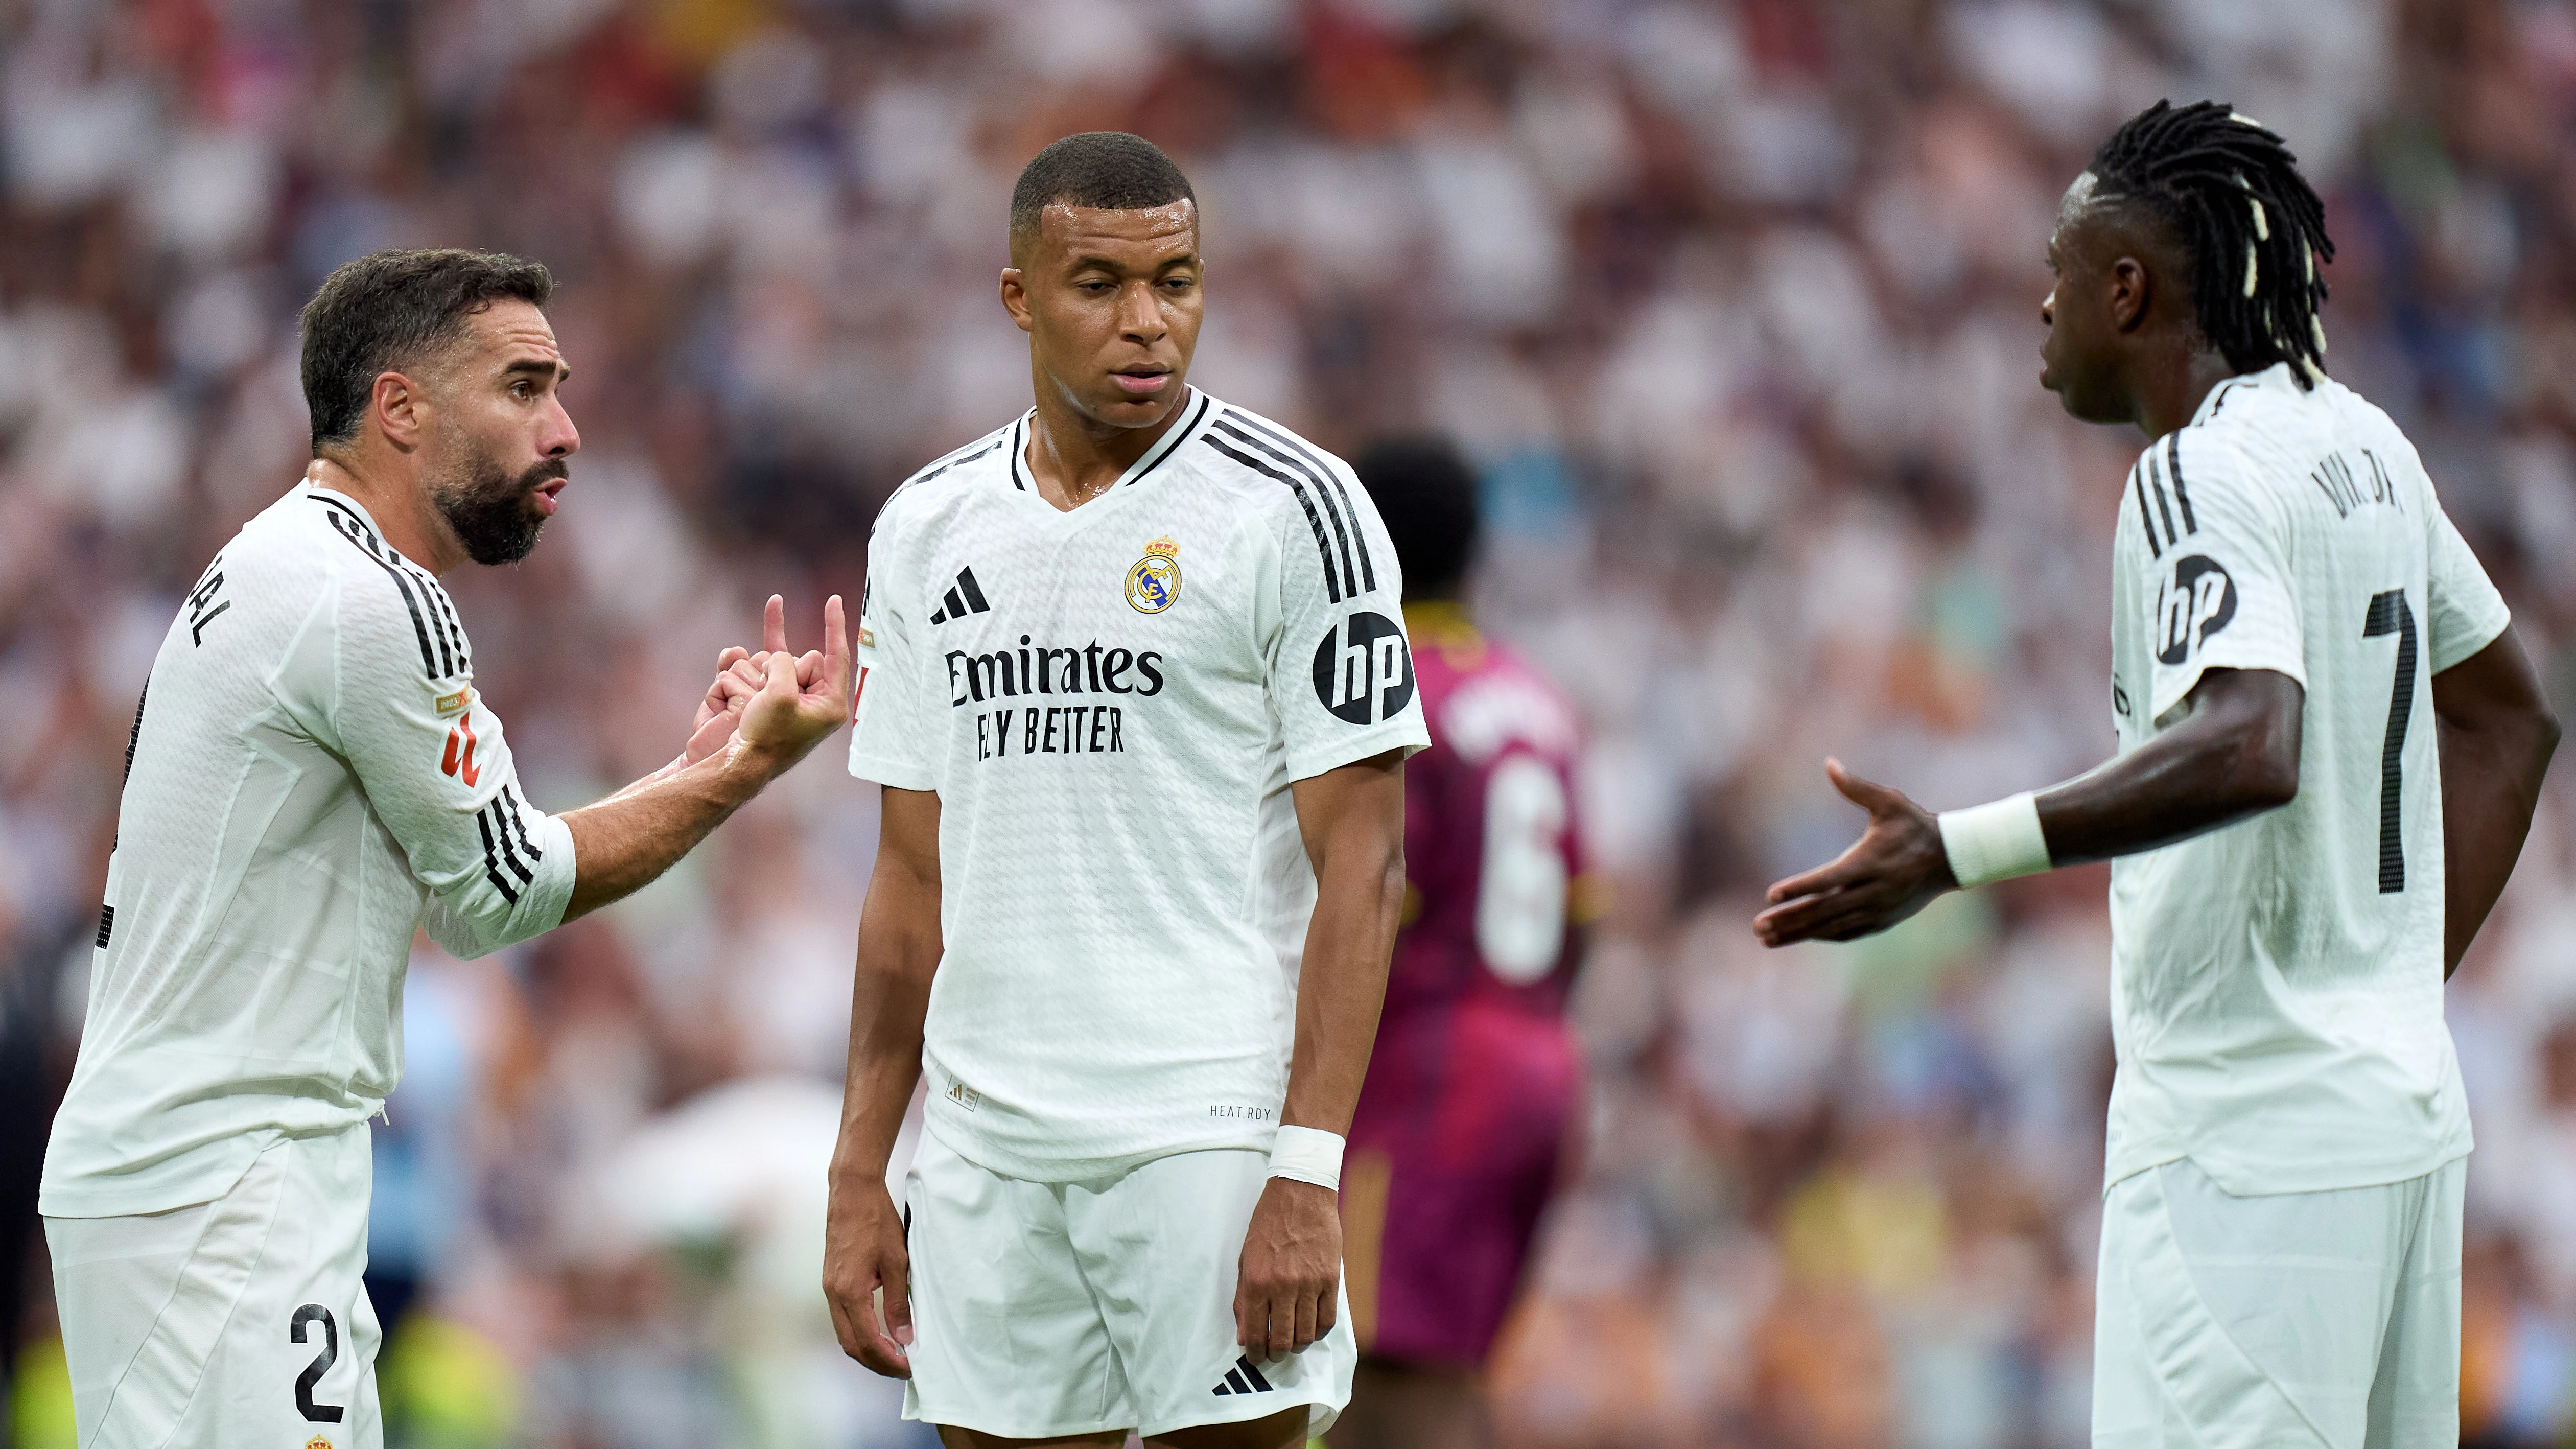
<box><xmin>1126</xmin><ymin>536</ymin><xmax>1181</xmax><ymax>614</ymax></box>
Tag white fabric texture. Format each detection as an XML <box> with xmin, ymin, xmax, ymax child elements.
<box><xmin>44</xmin><ymin>485</ymin><xmax>575</xmax><ymax>1218</ymax></box>
<box><xmin>2102</xmin><ymin>365</ymin><xmax>2511</xmax><ymax>1195</ymax></box>
<box><xmin>48</xmin><ymin>1126</ymin><xmax>383</xmax><ymax>1449</ymax></box>
<box><xmin>2093</xmin><ymin>1156</ymin><xmax>2463</xmax><ymax>1449</ymax></box>
<box><xmin>899</xmin><ymin>1131</ymin><xmax>1355</xmax><ymax>1439</ymax></box>
<box><xmin>847</xmin><ymin>392</ymin><xmax>1428</xmax><ymax>1182</ymax></box>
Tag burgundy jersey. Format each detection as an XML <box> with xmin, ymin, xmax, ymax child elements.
<box><xmin>1344</xmin><ymin>605</ymin><xmax>1588</xmax><ymax>1365</ymax></box>
<box><xmin>1382</xmin><ymin>606</ymin><xmax>1587</xmax><ymax>1024</ymax></box>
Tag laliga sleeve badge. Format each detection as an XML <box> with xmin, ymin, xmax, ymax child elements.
<box><xmin>1125</xmin><ymin>536</ymin><xmax>1182</xmax><ymax>614</ymax></box>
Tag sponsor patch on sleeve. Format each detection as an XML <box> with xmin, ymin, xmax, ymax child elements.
<box><xmin>433</xmin><ymin>687</ymin><xmax>471</xmax><ymax>717</ymax></box>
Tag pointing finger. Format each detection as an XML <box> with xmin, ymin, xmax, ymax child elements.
<box><xmin>764</xmin><ymin>594</ymin><xmax>788</xmax><ymax>655</ymax></box>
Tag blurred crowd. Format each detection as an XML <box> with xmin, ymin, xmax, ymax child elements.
<box><xmin>4</xmin><ymin>0</ymin><xmax>2576</xmax><ymax>1445</ymax></box>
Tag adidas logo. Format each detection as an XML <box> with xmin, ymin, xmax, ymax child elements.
<box><xmin>928</xmin><ymin>567</ymin><xmax>991</xmax><ymax>625</ymax></box>
<box><xmin>1210</xmin><ymin>1355</ymin><xmax>1274</xmax><ymax>1397</ymax></box>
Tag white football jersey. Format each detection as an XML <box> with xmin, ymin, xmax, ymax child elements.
<box><xmin>847</xmin><ymin>391</ymin><xmax>1430</xmax><ymax>1183</ymax></box>
<box><xmin>2104</xmin><ymin>363</ymin><xmax>2510</xmax><ymax>1196</ymax></box>
<box><xmin>42</xmin><ymin>484</ymin><xmax>576</xmax><ymax>1218</ymax></box>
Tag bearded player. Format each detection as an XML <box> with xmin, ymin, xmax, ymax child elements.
<box><xmin>42</xmin><ymin>249</ymin><xmax>850</xmax><ymax>1449</ymax></box>
<box><xmin>1757</xmin><ymin>102</ymin><xmax>2557</xmax><ymax>1446</ymax></box>
<box><xmin>1325</xmin><ymin>438</ymin><xmax>1588</xmax><ymax>1449</ymax></box>
<box><xmin>821</xmin><ymin>133</ymin><xmax>1424</xmax><ymax>1446</ymax></box>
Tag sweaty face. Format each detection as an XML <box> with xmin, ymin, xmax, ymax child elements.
<box><xmin>2038</xmin><ymin>174</ymin><xmax>2128</xmax><ymax>425</ymax></box>
<box><xmin>421</xmin><ymin>299</ymin><xmax>578</xmax><ymax>565</ymax></box>
<box><xmin>1006</xmin><ymin>201</ymin><xmax>1203</xmax><ymax>432</ymax></box>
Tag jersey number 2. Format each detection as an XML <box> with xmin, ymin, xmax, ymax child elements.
<box><xmin>1477</xmin><ymin>756</ymin><xmax>1570</xmax><ymax>985</ymax></box>
<box><xmin>291</xmin><ymin>1304</ymin><xmax>344</xmax><ymax>1423</ymax></box>
<box><xmin>2363</xmin><ymin>590</ymin><xmax>2417</xmax><ymax>895</ymax></box>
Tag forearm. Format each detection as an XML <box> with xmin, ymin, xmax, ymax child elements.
<box><xmin>831</xmin><ymin>788</ymin><xmax>944</xmax><ymax>1180</ymax></box>
<box><xmin>2036</xmin><ymin>669</ymin><xmax>2303</xmax><ymax>867</ymax></box>
<box><xmin>560</xmin><ymin>741</ymin><xmax>787</xmax><ymax>920</ymax></box>
<box><xmin>831</xmin><ymin>928</ymin><xmax>939</xmax><ymax>1180</ymax></box>
<box><xmin>1282</xmin><ymin>836</ymin><xmax>1403</xmax><ymax>1135</ymax></box>
<box><xmin>2438</xmin><ymin>703</ymin><xmax>2559</xmax><ymax>975</ymax></box>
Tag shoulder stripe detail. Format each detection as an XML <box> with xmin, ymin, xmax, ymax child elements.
<box><xmin>500</xmin><ymin>785</ymin><xmax>543</xmax><ymax>860</ymax></box>
<box><xmin>425</xmin><ymin>581</ymin><xmax>471</xmax><ymax>673</ymax></box>
<box><xmin>1212</xmin><ymin>417</ymin><xmax>1359</xmax><ymax>596</ymax></box>
<box><xmin>2147</xmin><ymin>451</ymin><xmax>2180</xmax><ymax>546</ymax></box>
<box><xmin>476</xmin><ymin>809</ymin><xmax>523</xmax><ymax>902</ymax></box>
<box><xmin>316</xmin><ymin>500</ymin><xmax>442</xmax><ymax>678</ymax></box>
<box><xmin>1127</xmin><ymin>393</ymin><xmax>1213</xmax><ymax>486</ymax></box>
<box><xmin>400</xmin><ymin>563</ymin><xmax>455</xmax><ymax>676</ymax></box>
<box><xmin>487</xmin><ymin>801</ymin><xmax>534</xmax><ymax>884</ymax></box>
<box><xmin>889</xmin><ymin>431</ymin><xmax>1013</xmax><ymax>508</ymax></box>
<box><xmin>1222</xmin><ymin>412</ymin><xmax>1377</xmax><ymax>592</ymax></box>
<box><xmin>2164</xmin><ymin>433</ymin><xmax>2197</xmax><ymax>534</ymax></box>
<box><xmin>2131</xmin><ymin>464</ymin><xmax>2163</xmax><ymax>559</ymax></box>
<box><xmin>1202</xmin><ymin>434</ymin><xmax>1344</xmax><ymax>603</ymax></box>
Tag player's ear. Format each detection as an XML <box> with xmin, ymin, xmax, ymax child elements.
<box><xmin>371</xmin><ymin>371</ymin><xmax>426</xmax><ymax>452</ymax></box>
<box><xmin>999</xmin><ymin>268</ymin><xmax>1034</xmax><ymax>334</ymax></box>
<box><xmin>2109</xmin><ymin>255</ymin><xmax>2151</xmax><ymax>334</ymax></box>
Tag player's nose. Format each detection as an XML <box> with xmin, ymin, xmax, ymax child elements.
<box><xmin>2041</xmin><ymin>288</ymin><xmax>2056</xmax><ymax>326</ymax></box>
<box><xmin>1117</xmin><ymin>281</ymin><xmax>1166</xmax><ymax>342</ymax></box>
<box><xmin>541</xmin><ymin>394</ymin><xmax>580</xmax><ymax>458</ymax></box>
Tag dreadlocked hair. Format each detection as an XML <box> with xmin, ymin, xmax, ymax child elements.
<box><xmin>2088</xmin><ymin>99</ymin><xmax>2334</xmax><ymax>387</ymax></box>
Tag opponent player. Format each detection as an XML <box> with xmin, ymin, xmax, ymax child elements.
<box><xmin>41</xmin><ymin>248</ymin><xmax>850</xmax><ymax>1449</ymax></box>
<box><xmin>1756</xmin><ymin>102</ymin><xmax>2558</xmax><ymax>1445</ymax></box>
<box><xmin>1326</xmin><ymin>438</ymin><xmax>1588</xmax><ymax>1449</ymax></box>
<box><xmin>819</xmin><ymin>132</ymin><xmax>1425</xmax><ymax>1448</ymax></box>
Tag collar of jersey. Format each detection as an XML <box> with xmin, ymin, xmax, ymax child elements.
<box><xmin>1008</xmin><ymin>388</ymin><xmax>1213</xmax><ymax>515</ymax></box>
<box><xmin>2189</xmin><ymin>361</ymin><xmax>2299</xmax><ymax>428</ymax></box>
<box><xmin>302</xmin><ymin>483</ymin><xmax>399</xmax><ymax>554</ymax></box>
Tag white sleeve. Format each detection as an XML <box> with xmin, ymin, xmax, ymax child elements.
<box><xmin>2134</xmin><ymin>430</ymin><xmax>2307</xmax><ymax>723</ymax></box>
<box><xmin>297</xmin><ymin>565</ymin><xmax>576</xmax><ymax>957</ymax></box>
<box><xmin>1261</xmin><ymin>450</ymin><xmax>1431</xmax><ymax>781</ymax></box>
<box><xmin>847</xmin><ymin>520</ymin><xmax>940</xmax><ymax>792</ymax></box>
<box><xmin>2425</xmin><ymin>504</ymin><xmax>2511</xmax><ymax>673</ymax></box>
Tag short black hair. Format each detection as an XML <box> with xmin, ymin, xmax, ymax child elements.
<box><xmin>1009</xmin><ymin>132</ymin><xmax>1195</xmax><ymax>252</ymax></box>
<box><xmin>1354</xmin><ymin>436</ymin><xmax>1480</xmax><ymax>601</ymax></box>
<box><xmin>2088</xmin><ymin>100</ymin><xmax>2334</xmax><ymax>387</ymax></box>
<box><xmin>299</xmin><ymin>248</ymin><xmax>554</xmax><ymax>452</ymax></box>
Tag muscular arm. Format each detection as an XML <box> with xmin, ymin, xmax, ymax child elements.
<box><xmin>822</xmin><ymin>786</ymin><xmax>943</xmax><ymax>1378</ymax></box>
<box><xmin>2432</xmin><ymin>627</ymin><xmax>2560</xmax><ymax>975</ymax></box>
<box><xmin>2037</xmin><ymin>667</ymin><xmax>2304</xmax><ymax>866</ymax></box>
<box><xmin>1236</xmin><ymin>748</ymin><xmax>1408</xmax><ymax>1361</ymax></box>
<box><xmin>1755</xmin><ymin>668</ymin><xmax>2303</xmax><ymax>946</ymax></box>
<box><xmin>1282</xmin><ymin>749</ymin><xmax>1410</xmax><ymax>1133</ymax></box>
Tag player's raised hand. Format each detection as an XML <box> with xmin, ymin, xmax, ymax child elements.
<box><xmin>1753</xmin><ymin>758</ymin><xmax>1956</xmax><ymax>947</ymax></box>
<box><xmin>678</xmin><ymin>646</ymin><xmax>770</xmax><ymax>766</ymax></box>
<box><xmin>734</xmin><ymin>594</ymin><xmax>853</xmax><ymax>767</ymax></box>
<box><xmin>1235</xmin><ymin>1178</ymin><xmax>1341</xmax><ymax>1361</ymax></box>
<box><xmin>822</xmin><ymin>1178</ymin><xmax>914</xmax><ymax>1378</ymax></box>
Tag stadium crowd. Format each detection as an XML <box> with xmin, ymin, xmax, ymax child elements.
<box><xmin>3</xmin><ymin>0</ymin><xmax>2574</xmax><ymax>1444</ymax></box>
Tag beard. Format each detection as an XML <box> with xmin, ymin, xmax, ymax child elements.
<box><xmin>432</xmin><ymin>445</ymin><xmax>563</xmax><ymax>566</ymax></box>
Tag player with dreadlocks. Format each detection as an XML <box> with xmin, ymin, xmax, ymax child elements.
<box><xmin>1757</xmin><ymin>99</ymin><xmax>2558</xmax><ymax>1445</ymax></box>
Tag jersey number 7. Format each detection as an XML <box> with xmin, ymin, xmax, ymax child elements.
<box><xmin>2363</xmin><ymin>590</ymin><xmax>2418</xmax><ymax>896</ymax></box>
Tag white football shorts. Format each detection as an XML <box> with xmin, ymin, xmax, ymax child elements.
<box><xmin>2094</xmin><ymin>1155</ymin><xmax>2463</xmax><ymax>1449</ymax></box>
<box><xmin>46</xmin><ymin>1127</ymin><xmax>382</xmax><ymax>1449</ymax></box>
<box><xmin>900</xmin><ymin>1130</ymin><xmax>1355</xmax><ymax>1439</ymax></box>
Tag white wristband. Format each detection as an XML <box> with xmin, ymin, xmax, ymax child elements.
<box><xmin>1267</xmin><ymin>1125</ymin><xmax>1345</xmax><ymax>1192</ymax></box>
<box><xmin>1938</xmin><ymin>792</ymin><xmax>2053</xmax><ymax>888</ymax></box>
